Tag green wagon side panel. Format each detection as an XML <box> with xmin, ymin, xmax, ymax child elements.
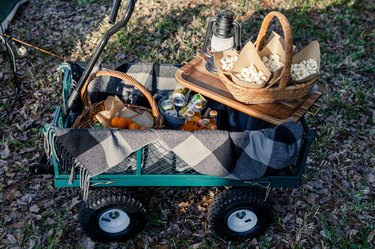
<box><xmin>49</xmin><ymin>105</ymin><xmax>314</xmax><ymax>191</ymax></box>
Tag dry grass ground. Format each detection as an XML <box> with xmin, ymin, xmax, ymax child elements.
<box><xmin>0</xmin><ymin>0</ymin><xmax>374</xmax><ymax>248</ymax></box>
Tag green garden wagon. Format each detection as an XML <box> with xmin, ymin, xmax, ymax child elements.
<box><xmin>32</xmin><ymin>0</ymin><xmax>322</xmax><ymax>242</ymax></box>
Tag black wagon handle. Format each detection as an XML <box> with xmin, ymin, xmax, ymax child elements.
<box><xmin>63</xmin><ymin>0</ymin><xmax>136</xmax><ymax>119</ymax></box>
<box><xmin>109</xmin><ymin>0</ymin><xmax>122</xmax><ymax>24</ymax></box>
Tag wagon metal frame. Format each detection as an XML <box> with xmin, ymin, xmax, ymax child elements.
<box><xmin>49</xmin><ymin>106</ymin><xmax>314</xmax><ymax>190</ymax></box>
<box><xmin>33</xmin><ymin>0</ymin><xmax>320</xmax><ymax>242</ymax></box>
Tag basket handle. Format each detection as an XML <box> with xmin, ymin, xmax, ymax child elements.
<box><xmin>255</xmin><ymin>11</ymin><xmax>293</xmax><ymax>90</ymax></box>
<box><xmin>80</xmin><ymin>69</ymin><xmax>160</xmax><ymax>118</ymax></box>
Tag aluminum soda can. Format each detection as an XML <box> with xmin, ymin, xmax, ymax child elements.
<box><xmin>160</xmin><ymin>96</ymin><xmax>178</xmax><ymax>117</ymax></box>
<box><xmin>160</xmin><ymin>98</ymin><xmax>174</xmax><ymax>111</ymax></box>
<box><xmin>172</xmin><ymin>87</ymin><xmax>190</xmax><ymax>107</ymax></box>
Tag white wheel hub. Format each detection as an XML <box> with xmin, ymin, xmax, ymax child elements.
<box><xmin>227</xmin><ymin>209</ymin><xmax>258</xmax><ymax>232</ymax></box>
<box><xmin>98</xmin><ymin>208</ymin><xmax>130</xmax><ymax>233</ymax></box>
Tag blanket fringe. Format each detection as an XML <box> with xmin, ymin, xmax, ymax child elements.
<box><xmin>68</xmin><ymin>160</ymin><xmax>91</xmax><ymax>201</ymax></box>
<box><xmin>43</xmin><ymin>125</ymin><xmax>59</xmax><ymax>162</ymax></box>
<box><xmin>43</xmin><ymin>126</ymin><xmax>50</xmax><ymax>156</ymax></box>
<box><xmin>43</xmin><ymin>124</ymin><xmax>52</xmax><ymax>158</ymax></box>
<box><xmin>69</xmin><ymin>159</ymin><xmax>77</xmax><ymax>184</ymax></box>
<box><xmin>51</xmin><ymin>134</ymin><xmax>59</xmax><ymax>161</ymax></box>
<box><xmin>80</xmin><ymin>166</ymin><xmax>91</xmax><ymax>201</ymax></box>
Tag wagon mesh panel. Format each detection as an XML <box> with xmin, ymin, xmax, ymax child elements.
<box><xmin>56</xmin><ymin>147</ymin><xmax>138</xmax><ymax>175</ymax></box>
<box><xmin>55</xmin><ymin>139</ymin><xmax>198</xmax><ymax>175</ymax></box>
<box><xmin>141</xmin><ymin>140</ymin><xmax>199</xmax><ymax>175</ymax></box>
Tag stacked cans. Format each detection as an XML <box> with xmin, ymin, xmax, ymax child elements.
<box><xmin>160</xmin><ymin>87</ymin><xmax>208</xmax><ymax>118</ymax></box>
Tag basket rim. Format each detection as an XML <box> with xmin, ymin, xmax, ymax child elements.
<box><xmin>72</xmin><ymin>69</ymin><xmax>165</xmax><ymax>129</ymax></box>
<box><xmin>218</xmin><ymin>69</ymin><xmax>318</xmax><ymax>92</ymax></box>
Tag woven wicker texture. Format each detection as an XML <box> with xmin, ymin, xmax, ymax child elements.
<box><xmin>72</xmin><ymin>69</ymin><xmax>163</xmax><ymax>129</ymax></box>
<box><xmin>217</xmin><ymin>11</ymin><xmax>317</xmax><ymax>104</ymax></box>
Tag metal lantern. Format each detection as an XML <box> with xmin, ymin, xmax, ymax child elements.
<box><xmin>202</xmin><ymin>10</ymin><xmax>241</xmax><ymax>73</ymax></box>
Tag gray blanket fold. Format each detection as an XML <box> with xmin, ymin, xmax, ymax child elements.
<box><xmin>53</xmin><ymin>121</ymin><xmax>302</xmax><ymax>181</ymax></box>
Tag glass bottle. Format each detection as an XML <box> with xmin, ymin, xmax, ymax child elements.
<box><xmin>191</xmin><ymin>103</ymin><xmax>203</xmax><ymax>124</ymax></box>
<box><xmin>192</xmin><ymin>103</ymin><xmax>203</xmax><ymax>115</ymax></box>
<box><xmin>180</xmin><ymin>111</ymin><xmax>199</xmax><ymax>131</ymax></box>
<box><xmin>185</xmin><ymin>111</ymin><xmax>194</xmax><ymax>122</ymax></box>
<box><xmin>207</xmin><ymin>110</ymin><xmax>218</xmax><ymax>130</ymax></box>
<box><xmin>209</xmin><ymin>110</ymin><xmax>218</xmax><ymax>124</ymax></box>
<box><xmin>179</xmin><ymin>94</ymin><xmax>207</xmax><ymax>117</ymax></box>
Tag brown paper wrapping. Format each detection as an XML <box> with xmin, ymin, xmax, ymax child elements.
<box><xmin>229</xmin><ymin>41</ymin><xmax>271</xmax><ymax>88</ymax></box>
<box><xmin>213</xmin><ymin>35</ymin><xmax>320</xmax><ymax>89</ymax></box>
<box><xmin>260</xmin><ymin>33</ymin><xmax>320</xmax><ymax>85</ymax></box>
<box><xmin>291</xmin><ymin>40</ymin><xmax>320</xmax><ymax>83</ymax></box>
<box><xmin>213</xmin><ymin>45</ymin><xmax>271</xmax><ymax>89</ymax></box>
<box><xmin>267</xmin><ymin>32</ymin><xmax>296</xmax><ymax>53</ymax></box>
<box><xmin>213</xmin><ymin>49</ymin><xmax>239</xmax><ymax>76</ymax></box>
<box><xmin>96</xmin><ymin>96</ymin><xmax>154</xmax><ymax>128</ymax></box>
<box><xmin>259</xmin><ymin>32</ymin><xmax>286</xmax><ymax>88</ymax></box>
<box><xmin>259</xmin><ymin>32</ymin><xmax>286</xmax><ymax>63</ymax></box>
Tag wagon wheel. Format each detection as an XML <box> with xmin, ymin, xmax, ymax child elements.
<box><xmin>208</xmin><ymin>187</ymin><xmax>273</xmax><ymax>240</ymax></box>
<box><xmin>79</xmin><ymin>189</ymin><xmax>147</xmax><ymax>242</ymax></box>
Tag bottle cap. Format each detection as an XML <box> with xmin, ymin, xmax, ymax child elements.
<box><xmin>194</xmin><ymin>103</ymin><xmax>203</xmax><ymax>110</ymax></box>
<box><xmin>202</xmin><ymin>118</ymin><xmax>210</xmax><ymax>125</ymax></box>
<box><xmin>209</xmin><ymin>110</ymin><xmax>218</xmax><ymax>117</ymax></box>
<box><xmin>186</xmin><ymin>111</ymin><xmax>194</xmax><ymax>117</ymax></box>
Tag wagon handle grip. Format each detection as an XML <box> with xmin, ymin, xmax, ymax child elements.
<box><xmin>109</xmin><ymin>0</ymin><xmax>122</xmax><ymax>24</ymax></box>
<box><xmin>63</xmin><ymin>0</ymin><xmax>136</xmax><ymax>119</ymax></box>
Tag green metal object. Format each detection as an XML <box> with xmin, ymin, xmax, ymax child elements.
<box><xmin>48</xmin><ymin>106</ymin><xmax>314</xmax><ymax>190</ymax></box>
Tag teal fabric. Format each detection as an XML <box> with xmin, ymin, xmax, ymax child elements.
<box><xmin>1</xmin><ymin>0</ymin><xmax>28</xmax><ymax>32</ymax></box>
<box><xmin>0</xmin><ymin>0</ymin><xmax>22</xmax><ymax>21</ymax></box>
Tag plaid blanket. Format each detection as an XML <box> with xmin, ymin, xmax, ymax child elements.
<box><xmin>49</xmin><ymin>63</ymin><xmax>303</xmax><ymax>199</ymax></box>
<box><xmin>51</xmin><ymin>121</ymin><xmax>302</xmax><ymax>199</ymax></box>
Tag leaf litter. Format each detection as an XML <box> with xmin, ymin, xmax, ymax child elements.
<box><xmin>0</xmin><ymin>0</ymin><xmax>374</xmax><ymax>248</ymax></box>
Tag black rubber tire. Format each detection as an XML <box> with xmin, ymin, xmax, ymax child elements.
<box><xmin>79</xmin><ymin>191</ymin><xmax>147</xmax><ymax>242</ymax></box>
<box><xmin>208</xmin><ymin>187</ymin><xmax>273</xmax><ymax>240</ymax></box>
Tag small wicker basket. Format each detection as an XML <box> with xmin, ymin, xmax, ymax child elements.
<box><xmin>72</xmin><ymin>70</ymin><xmax>163</xmax><ymax>129</ymax></box>
<box><xmin>215</xmin><ymin>11</ymin><xmax>318</xmax><ymax>104</ymax></box>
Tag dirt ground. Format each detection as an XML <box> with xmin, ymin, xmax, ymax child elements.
<box><xmin>0</xmin><ymin>0</ymin><xmax>374</xmax><ymax>248</ymax></box>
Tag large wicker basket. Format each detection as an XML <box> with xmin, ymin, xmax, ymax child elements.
<box><xmin>215</xmin><ymin>11</ymin><xmax>318</xmax><ymax>104</ymax></box>
<box><xmin>72</xmin><ymin>69</ymin><xmax>163</xmax><ymax>129</ymax></box>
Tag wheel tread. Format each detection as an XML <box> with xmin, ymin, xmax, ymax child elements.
<box><xmin>79</xmin><ymin>188</ymin><xmax>146</xmax><ymax>242</ymax></box>
<box><xmin>208</xmin><ymin>187</ymin><xmax>272</xmax><ymax>240</ymax></box>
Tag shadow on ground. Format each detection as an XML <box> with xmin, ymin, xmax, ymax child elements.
<box><xmin>0</xmin><ymin>0</ymin><xmax>373</xmax><ymax>248</ymax></box>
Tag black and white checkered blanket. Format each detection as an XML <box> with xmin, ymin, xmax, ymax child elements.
<box><xmin>53</xmin><ymin>121</ymin><xmax>302</xmax><ymax>180</ymax></box>
<box><xmin>48</xmin><ymin>63</ymin><xmax>303</xmax><ymax>199</ymax></box>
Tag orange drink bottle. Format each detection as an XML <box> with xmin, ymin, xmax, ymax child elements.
<box><xmin>208</xmin><ymin>110</ymin><xmax>218</xmax><ymax>130</ymax></box>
